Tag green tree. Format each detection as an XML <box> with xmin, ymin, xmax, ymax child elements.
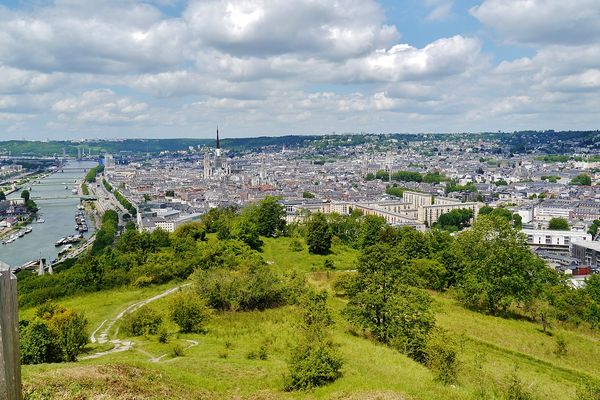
<box><xmin>0</xmin><ymin>190</ymin><xmax>5</xmax><ymax>201</ymax></box>
<box><xmin>302</xmin><ymin>191</ymin><xmax>315</xmax><ymax>199</ymax></box>
<box><xmin>231</xmin><ymin>217</ymin><xmax>263</xmax><ymax>251</ymax></box>
<box><xmin>358</xmin><ymin>215</ymin><xmax>386</xmax><ymax>248</ymax></box>
<box><xmin>165</xmin><ymin>190</ymin><xmax>175</xmax><ymax>197</ymax></box>
<box><xmin>344</xmin><ymin>244</ymin><xmax>435</xmax><ymax>361</ymax></box>
<box><xmin>252</xmin><ymin>196</ymin><xmax>286</xmax><ymax>237</ymax></box>
<box><xmin>453</xmin><ymin>215</ymin><xmax>549</xmax><ymax>314</ymax></box>
<box><xmin>21</xmin><ymin>189</ymin><xmax>30</xmax><ymax>202</ymax></box>
<box><xmin>409</xmin><ymin>259</ymin><xmax>448</xmax><ymax>291</ymax></box>
<box><xmin>548</xmin><ymin>217</ymin><xmax>570</xmax><ymax>231</ymax></box>
<box><xmin>19</xmin><ymin>320</ymin><xmax>61</xmax><ymax>365</ymax></box>
<box><xmin>306</xmin><ymin>212</ymin><xmax>332</xmax><ymax>254</ymax></box>
<box><xmin>512</xmin><ymin>213</ymin><xmax>523</xmax><ymax>229</ymax></box>
<box><xmin>435</xmin><ymin>208</ymin><xmax>473</xmax><ymax>232</ymax></box>
<box><xmin>570</xmin><ymin>173</ymin><xmax>592</xmax><ymax>186</ymax></box>
<box><xmin>588</xmin><ymin>220</ymin><xmax>600</xmax><ymax>237</ymax></box>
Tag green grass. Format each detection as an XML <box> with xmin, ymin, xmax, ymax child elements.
<box><xmin>19</xmin><ymin>238</ymin><xmax>600</xmax><ymax>399</ymax></box>
<box><xmin>261</xmin><ymin>236</ymin><xmax>360</xmax><ymax>273</ymax></box>
<box><xmin>20</xmin><ymin>283</ymin><xmax>180</xmax><ymax>330</ymax></box>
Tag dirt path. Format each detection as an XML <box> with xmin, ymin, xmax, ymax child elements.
<box><xmin>80</xmin><ymin>284</ymin><xmax>191</xmax><ymax>360</ymax></box>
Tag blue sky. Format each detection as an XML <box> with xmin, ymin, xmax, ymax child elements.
<box><xmin>0</xmin><ymin>0</ymin><xmax>598</xmax><ymax>139</ymax></box>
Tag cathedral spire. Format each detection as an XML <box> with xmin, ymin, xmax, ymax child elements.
<box><xmin>216</xmin><ymin>126</ymin><xmax>220</xmax><ymax>150</ymax></box>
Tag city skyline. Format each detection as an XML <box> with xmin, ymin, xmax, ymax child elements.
<box><xmin>1</xmin><ymin>0</ymin><xmax>599</xmax><ymax>140</ymax></box>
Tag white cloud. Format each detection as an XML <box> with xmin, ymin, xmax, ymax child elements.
<box><xmin>423</xmin><ymin>0</ymin><xmax>454</xmax><ymax>21</ymax></box>
<box><xmin>471</xmin><ymin>0</ymin><xmax>600</xmax><ymax>46</ymax></box>
<box><xmin>0</xmin><ymin>0</ymin><xmax>598</xmax><ymax>138</ymax></box>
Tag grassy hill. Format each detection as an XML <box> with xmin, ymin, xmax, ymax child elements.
<box><xmin>19</xmin><ymin>236</ymin><xmax>600</xmax><ymax>400</ymax></box>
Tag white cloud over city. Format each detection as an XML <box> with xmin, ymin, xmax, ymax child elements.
<box><xmin>0</xmin><ymin>0</ymin><xmax>598</xmax><ymax>139</ymax></box>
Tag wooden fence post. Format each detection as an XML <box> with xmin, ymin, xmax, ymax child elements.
<box><xmin>0</xmin><ymin>264</ymin><xmax>22</xmax><ymax>400</ymax></box>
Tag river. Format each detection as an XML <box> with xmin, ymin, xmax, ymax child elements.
<box><xmin>0</xmin><ymin>160</ymin><xmax>97</xmax><ymax>267</ymax></box>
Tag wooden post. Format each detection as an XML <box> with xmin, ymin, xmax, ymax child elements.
<box><xmin>0</xmin><ymin>266</ymin><xmax>22</xmax><ymax>400</ymax></box>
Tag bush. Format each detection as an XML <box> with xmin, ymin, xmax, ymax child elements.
<box><xmin>285</xmin><ymin>291</ymin><xmax>342</xmax><ymax>391</ymax></box>
<box><xmin>289</xmin><ymin>238</ymin><xmax>304</xmax><ymax>252</ymax></box>
<box><xmin>169</xmin><ymin>290</ymin><xmax>211</xmax><ymax>333</ymax></box>
<box><xmin>20</xmin><ymin>320</ymin><xmax>61</xmax><ymax>365</ymax></box>
<box><xmin>158</xmin><ymin>327</ymin><xmax>169</xmax><ymax>343</ymax></box>
<box><xmin>505</xmin><ymin>368</ymin><xmax>534</xmax><ymax>400</ymax></box>
<box><xmin>122</xmin><ymin>306</ymin><xmax>163</xmax><ymax>336</ymax></box>
<box><xmin>554</xmin><ymin>335</ymin><xmax>567</xmax><ymax>357</ymax></box>
<box><xmin>171</xmin><ymin>344</ymin><xmax>185</xmax><ymax>357</ymax></box>
<box><xmin>193</xmin><ymin>265</ymin><xmax>304</xmax><ymax>311</ymax></box>
<box><xmin>425</xmin><ymin>329</ymin><xmax>459</xmax><ymax>384</ymax></box>
<box><xmin>284</xmin><ymin>340</ymin><xmax>343</xmax><ymax>391</ymax></box>
<box><xmin>20</xmin><ymin>303</ymin><xmax>88</xmax><ymax>364</ymax></box>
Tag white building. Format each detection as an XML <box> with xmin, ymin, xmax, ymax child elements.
<box><xmin>522</xmin><ymin>228</ymin><xmax>592</xmax><ymax>253</ymax></box>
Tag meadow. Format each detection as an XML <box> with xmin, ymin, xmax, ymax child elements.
<box><xmin>20</xmin><ymin>237</ymin><xmax>600</xmax><ymax>399</ymax></box>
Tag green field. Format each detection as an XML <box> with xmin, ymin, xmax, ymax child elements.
<box><xmin>20</xmin><ymin>238</ymin><xmax>600</xmax><ymax>399</ymax></box>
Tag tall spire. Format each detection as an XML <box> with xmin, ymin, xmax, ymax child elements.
<box><xmin>216</xmin><ymin>126</ymin><xmax>220</xmax><ymax>150</ymax></box>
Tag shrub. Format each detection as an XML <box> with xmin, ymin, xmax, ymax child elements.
<box><xmin>285</xmin><ymin>291</ymin><xmax>342</xmax><ymax>391</ymax></box>
<box><xmin>332</xmin><ymin>273</ymin><xmax>355</xmax><ymax>296</ymax></box>
<box><xmin>324</xmin><ymin>259</ymin><xmax>335</xmax><ymax>270</ymax></box>
<box><xmin>158</xmin><ymin>327</ymin><xmax>169</xmax><ymax>344</ymax></box>
<box><xmin>169</xmin><ymin>290</ymin><xmax>211</xmax><ymax>333</ymax></box>
<box><xmin>193</xmin><ymin>265</ymin><xmax>302</xmax><ymax>311</ymax></box>
<box><xmin>122</xmin><ymin>306</ymin><xmax>163</xmax><ymax>336</ymax></box>
<box><xmin>284</xmin><ymin>340</ymin><xmax>343</xmax><ymax>391</ymax></box>
<box><xmin>20</xmin><ymin>320</ymin><xmax>61</xmax><ymax>365</ymax></box>
<box><xmin>425</xmin><ymin>329</ymin><xmax>459</xmax><ymax>384</ymax></box>
<box><xmin>171</xmin><ymin>344</ymin><xmax>185</xmax><ymax>357</ymax></box>
<box><xmin>20</xmin><ymin>303</ymin><xmax>88</xmax><ymax>364</ymax></box>
<box><xmin>505</xmin><ymin>368</ymin><xmax>534</xmax><ymax>400</ymax></box>
<box><xmin>289</xmin><ymin>238</ymin><xmax>304</xmax><ymax>252</ymax></box>
<box><xmin>554</xmin><ymin>335</ymin><xmax>568</xmax><ymax>357</ymax></box>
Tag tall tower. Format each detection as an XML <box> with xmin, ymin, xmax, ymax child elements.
<box><xmin>215</xmin><ymin>127</ymin><xmax>223</xmax><ymax>170</ymax></box>
<box><xmin>203</xmin><ymin>150</ymin><xmax>212</xmax><ymax>179</ymax></box>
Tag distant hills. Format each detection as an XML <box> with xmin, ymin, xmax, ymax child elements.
<box><xmin>0</xmin><ymin>130</ymin><xmax>598</xmax><ymax>157</ymax></box>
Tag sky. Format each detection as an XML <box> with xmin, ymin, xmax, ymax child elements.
<box><xmin>0</xmin><ymin>0</ymin><xmax>599</xmax><ymax>140</ymax></box>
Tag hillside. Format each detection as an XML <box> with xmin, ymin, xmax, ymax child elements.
<box><xmin>19</xmin><ymin>236</ymin><xmax>600</xmax><ymax>400</ymax></box>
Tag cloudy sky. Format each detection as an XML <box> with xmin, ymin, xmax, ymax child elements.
<box><xmin>1</xmin><ymin>0</ymin><xmax>599</xmax><ymax>140</ymax></box>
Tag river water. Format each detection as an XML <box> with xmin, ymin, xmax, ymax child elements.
<box><xmin>0</xmin><ymin>160</ymin><xmax>97</xmax><ymax>267</ymax></box>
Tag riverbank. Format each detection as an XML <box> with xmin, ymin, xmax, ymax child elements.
<box><xmin>1</xmin><ymin>160</ymin><xmax>97</xmax><ymax>267</ymax></box>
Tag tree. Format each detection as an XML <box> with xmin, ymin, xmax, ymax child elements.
<box><xmin>169</xmin><ymin>290</ymin><xmax>211</xmax><ymax>333</ymax></box>
<box><xmin>435</xmin><ymin>208</ymin><xmax>473</xmax><ymax>232</ymax></box>
<box><xmin>570</xmin><ymin>173</ymin><xmax>592</xmax><ymax>186</ymax></box>
<box><xmin>588</xmin><ymin>220</ymin><xmax>600</xmax><ymax>237</ymax></box>
<box><xmin>409</xmin><ymin>259</ymin><xmax>448</xmax><ymax>291</ymax></box>
<box><xmin>452</xmin><ymin>215</ymin><xmax>549</xmax><ymax>314</ymax></box>
<box><xmin>252</xmin><ymin>196</ymin><xmax>286</xmax><ymax>237</ymax></box>
<box><xmin>0</xmin><ymin>190</ymin><xmax>5</xmax><ymax>201</ymax></box>
<box><xmin>306</xmin><ymin>212</ymin><xmax>332</xmax><ymax>254</ymax></box>
<box><xmin>548</xmin><ymin>217</ymin><xmax>570</xmax><ymax>231</ymax></box>
<box><xmin>231</xmin><ymin>217</ymin><xmax>263</xmax><ymax>251</ymax></box>
<box><xmin>358</xmin><ymin>215</ymin><xmax>386</xmax><ymax>248</ymax></box>
<box><xmin>344</xmin><ymin>244</ymin><xmax>435</xmax><ymax>361</ymax></box>
<box><xmin>302</xmin><ymin>191</ymin><xmax>315</xmax><ymax>199</ymax></box>
<box><xmin>21</xmin><ymin>189</ymin><xmax>30</xmax><ymax>202</ymax></box>
<box><xmin>165</xmin><ymin>190</ymin><xmax>175</xmax><ymax>197</ymax></box>
<box><xmin>512</xmin><ymin>213</ymin><xmax>523</xmax><ymax>229</ymax></box>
